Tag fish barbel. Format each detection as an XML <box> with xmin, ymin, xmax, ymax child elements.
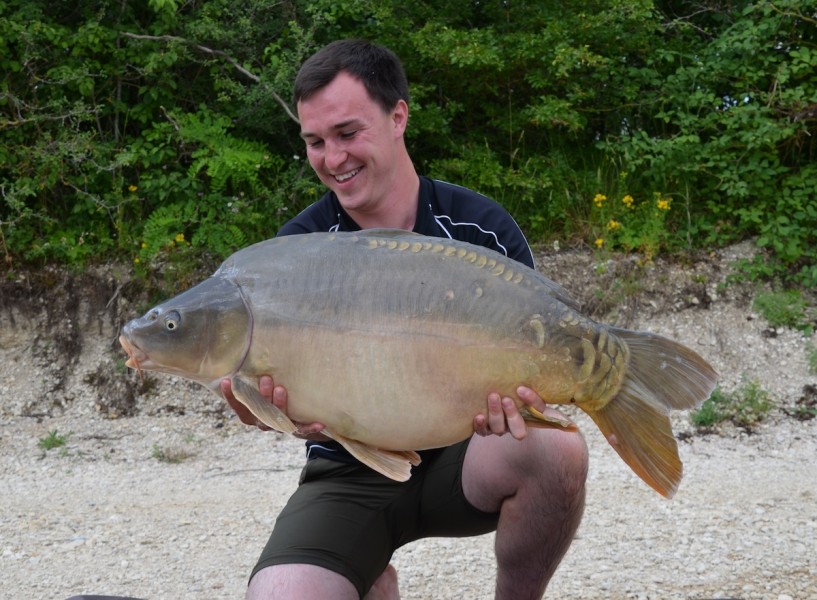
<box><xmin>119</xmin><ymin>230</ymin><xmax>717</xmax><ymax>497</ymax></box>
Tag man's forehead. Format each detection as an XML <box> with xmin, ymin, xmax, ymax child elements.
<box><xmin>298</xmin><ymin>93</ymin><xmax>377</xmax><ymax>139</ymax></box>
<box><xmin>298</xmin><ymin>72</ymin><xmax>376</xmax><ymax>114</ymax></box>
<box><xmin>299</xmin><ymin>117</ymin><xmax>365</xmax><ymax>139</ymax></box>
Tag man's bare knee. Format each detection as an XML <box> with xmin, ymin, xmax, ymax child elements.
<box><xmin>363</xmin><ymin>564</ymin><xmax>400</xmax><ymax>600</ymax></box>
<box><xmin>247</xmin><ymin>564</ymin><xmax>359</xmax><ymax>600</ymax></box>
<box><xmin>551</xmin><ymin>429</ymin><xmax>589</xmax><ymax>495</ymax></box>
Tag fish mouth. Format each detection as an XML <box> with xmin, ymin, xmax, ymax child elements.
<box><xmin>118</xmin><ymin>335</ymin><xmax>150</xmax><ymax>371</ymax></box>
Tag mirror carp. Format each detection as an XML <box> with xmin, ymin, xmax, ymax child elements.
<box><xmin>120</xmin><ymin>230</ymin><xmax>717</xmax><ymax>497</ymax></box>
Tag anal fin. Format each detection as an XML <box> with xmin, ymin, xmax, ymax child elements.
<box><xmin>323</xmin><ymin>430</ymin><xmax>421</xmax><ymax>482</ymax></box>
<box><xmin>520</xmin><ymin>405</ymin><xmax>579</xmax><ymax>431</ymax></box>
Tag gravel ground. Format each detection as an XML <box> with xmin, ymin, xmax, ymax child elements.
<box><xmin>1</xmin><ymin>242</ymin><xmax>816</xmax><ymax>599</ymax></box>
<box><xmin>2</xmin><ymin>412</ymin><xmax>815</xmax><ymax>600</ymax></box>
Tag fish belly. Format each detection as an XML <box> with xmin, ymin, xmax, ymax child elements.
<box><xmin>245</xmin><ymin>320</ymin><xmax>566</xmax><ymax>450</ymax></box>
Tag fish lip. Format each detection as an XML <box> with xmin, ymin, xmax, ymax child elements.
<box><xmin>118</xmin><ymin>334</ymin><xmax>150</xmax><ymax>369</ymax></box>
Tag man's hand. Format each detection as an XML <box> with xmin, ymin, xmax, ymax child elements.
<box><xmin>473</xmin><ymin>386</ymin><xmax>557</xmax><ymax>440</ymax></box>
<box><xmin>220</xmin><ymin>375</ymin><xmax>327</xmax><ymax>439</ymax></box>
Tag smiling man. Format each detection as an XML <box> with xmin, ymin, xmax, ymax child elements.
<box><xmin>222</xmin><ymin>39</ymin><xmax>589</xmax><ymax>600</ymax></box>
<box><xmin>297</xmin><ymin>71</ymin><xmax>419</xmax><ymax>230</ymax></box>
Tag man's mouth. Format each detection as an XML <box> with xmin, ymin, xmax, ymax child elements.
<box><xmin>334</xmin><ymin>167</ymin><xmax>361</xmax><ymax>183</ymax></box>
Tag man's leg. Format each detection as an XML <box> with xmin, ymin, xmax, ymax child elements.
<box><xmin>462</xmin><ymin>427</ymin><xmax>588</xmax><ymax>599</ymax></box>
<box><xmin>366</xmin><ymin>564</ymin><xmax>400</xmax><ymax>599</ymax></box>
<box><xmin>246</xmin><ymin>456</ymin><xmax>408</xmax><ymax>600</ymax></box>
<box><xmin>247</xmin><ymin>564</ymin><xmax>358</xmax><ymax>600</ymax></box>
<box><xmin>246</xmin><ymin>564</ymin><xmax>398</xmax><ymax>600</ymax></box>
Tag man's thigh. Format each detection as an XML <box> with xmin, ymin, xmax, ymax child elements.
<box><xmin>251</xmin><ymin>441</ymin><xmax>499</xmax><ymax>595</ymax></box>
<box><xmin>251</xmin><ymin>459</ymin><xmax>401</xmax><ymax>597</ymax></box>
<box><xmin>409</xmin><ymin>438</ymin><xmax>500</xmax><ymax>540</ymax></box>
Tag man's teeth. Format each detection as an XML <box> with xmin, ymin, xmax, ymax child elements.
<box><xmin>335</xmin><ymin>168</ymin><xmax>360</xmax><ymax>182</ymax></box>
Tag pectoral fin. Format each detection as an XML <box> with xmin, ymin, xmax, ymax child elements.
<box><xmin>230</xmin><ymin>377</ymin><xmax>298</xmax><ymax>434</ymax></box>
<box><xmin>323</xmin><ymin>430</ymin><xmax>422</xmax><ymax>482</ymax></box>
<box><xmin>520</xmin><ymin>405</ymin><xmax>579</xmax><ymax>431</ymax></box>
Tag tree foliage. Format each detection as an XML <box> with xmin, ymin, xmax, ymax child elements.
<box><xmin>1</xmin><ymin>0</ymin><xmax>815</xmax><ymax>285</ymax></box>
<box><xmin>605</xmin><ymin>1</ymin><xmax>817</xmax><ymax>283</ymax></box>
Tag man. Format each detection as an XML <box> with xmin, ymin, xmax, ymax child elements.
<box><xmin>221</xmin><ymin>39</ymin><xmax>588</xmax><ymax>600</ymax></box>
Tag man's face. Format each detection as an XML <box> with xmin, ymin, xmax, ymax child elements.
<box><xmin>298</xmin><ymin>72</ymin><xmax>408</xmax><ymax>217</ymax></box>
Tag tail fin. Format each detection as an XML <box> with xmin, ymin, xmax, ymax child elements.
<box><xmin>583</xmin><ymin>328</ymin><xmax>718</xmax><ymax>498</ymax></box>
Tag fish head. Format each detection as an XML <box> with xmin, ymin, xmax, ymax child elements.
<box><xmin>119</xmin><ymin>276</ymin><xmax>251</xmax><ymax>386</ymax></box>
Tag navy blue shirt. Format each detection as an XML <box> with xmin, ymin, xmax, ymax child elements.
<box><xmin>277</xmin><ymin>176</ymin><xmax>536</xmax><ymax>464</ymax></box>
<box><xmin>279</xmin><ymin>176</ymin><xmax>535</xmax><ymax>269</ymax></box>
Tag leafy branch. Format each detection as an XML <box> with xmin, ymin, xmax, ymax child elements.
<box><xmin>119</xmin><ymin>32</ymin><xmax>300</xmax><ymax>124</ymax></box>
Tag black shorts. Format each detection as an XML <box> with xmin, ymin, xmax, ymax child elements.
<box><xmin>250</xmin><ymin>438</ymin><xmax>499</xmax><ymax>597</ymax></box>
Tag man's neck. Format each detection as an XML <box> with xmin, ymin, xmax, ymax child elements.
<box><xmin>349</xmin><ymin>168</ymin><xmax>420</xmax><ymax>231</ymax></box>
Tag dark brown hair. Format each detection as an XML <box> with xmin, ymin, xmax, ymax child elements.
<box><xmin>294</xmin><ymin>39</ymin><xmax>410</xmax><ymax>113</ymax></box>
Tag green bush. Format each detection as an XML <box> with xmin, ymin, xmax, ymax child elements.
<box><xmin>691</xmin><ymin>376</ymin><xmax>774</xmax><ymax>431</ymax></box>
<box><xmin>753</xmin><ymin>289</ymin><xmax>811</xmax><ymax>333</ymax></box>
<box><xmin>601</xmin><ymin>2</ymin><xmax>817</xmax><ymax>284</ymax></box>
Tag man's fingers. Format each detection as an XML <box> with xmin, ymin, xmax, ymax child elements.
<box><xmin>486</xmin><ymin>393</ymin><xmax>507</xmax><ymax>435</ymax></box>
<box><xmin>501</xmin><ymin>396</ymin><xmax>528</xmax><ymax>440</ymax></box>
<box><xmin>475</xmin><ymin>393</ymin><xmax>530</xmax><ymax>438</ymax></box>
<box><xmin>220</xmin><ymin>377</ymin><xmax>271</xmax><ymax>430</ymax></box>
<box><xmin>473</xmin><ymin>414</ymin><xmax>489</xmax><ymax>436</ymax></box>
<box><xmin>259</xmin><ymin>375</ymin><xmax>275</xmax><ymax>399</ymax></box>
<box><xmin>272</xmin><ymin>385</ymin><xmax>287</xmax><ymax>410</ymax></box>
<box><xmin>517</xmin><ymin>385</ymin><xmax>548</xmax><ymax>412</ymax></box>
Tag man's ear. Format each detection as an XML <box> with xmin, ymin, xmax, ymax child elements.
<box><xmin>392</xmin><ymin>99</ymin><xmax>409</xmax><ymax>136</ymax></box>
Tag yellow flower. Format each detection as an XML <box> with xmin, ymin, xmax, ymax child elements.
<box><xmin>594</xmin><ymin>238</ymin><xmax>604</xmax><ymax>249</ymax></box>
<box><xmin>128</xmin><ymin>185</ymin><xmax>138</xmax><ymax>193</ymax></box>
<box><xmin>622</xmin><ymin>194</ymin><xmax>634</xmax><ymax>208</ymax></box>
<box><xmin>175</xmin><ymin>233</ymin><xmax>185</xmax><ymax>243</ymax></box>
<box><xmin>593</xmin><ymin>193</ymin><xmax>607</xmax><ymax>208</ymax></box>
<box><xmin>657</xmin><ymin>198</ymin><xmax>671</xmax><ymax>211</ymax></box>
<box><xmin>606</xmin><ymin>219</ymin><xmax>621</xmax><ymax>231</ymax></box>
<box><xmin>141</xmin><ymin>241</ymin><xmax>147</xmax><ymax>249</ymax></box>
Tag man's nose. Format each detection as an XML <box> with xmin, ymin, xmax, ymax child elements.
<box><xmin>324</xmin><ymin>140</ymin><xmax>347</xmax><ymax>170</ymax></box>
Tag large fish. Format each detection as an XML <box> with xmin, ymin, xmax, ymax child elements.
<box><xmin>119</xmin><ymin>230</ymin><xmax>717</xmax><ymax>497</ymax></box>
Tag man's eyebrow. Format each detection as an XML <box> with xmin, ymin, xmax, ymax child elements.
<box><xmin>300</xmin><ymin>119</ymin><xmax>362</xmax><ymax>140</ymax></box>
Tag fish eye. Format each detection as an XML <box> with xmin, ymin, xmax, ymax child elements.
<box><xmin>164</xmin><ymin>310</ymin><xmax>181</xmax><ymax>331</ymax></box>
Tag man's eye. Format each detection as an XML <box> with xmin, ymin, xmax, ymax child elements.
<box><xmin>340</xmin><ymin>131</ymin><xmax>357</xmax><ymax>140</ymax></box>
<box><xmin>308</xmin><ymin>140</ymin><xmax>324</xmax><ymax>148</ymax></box>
